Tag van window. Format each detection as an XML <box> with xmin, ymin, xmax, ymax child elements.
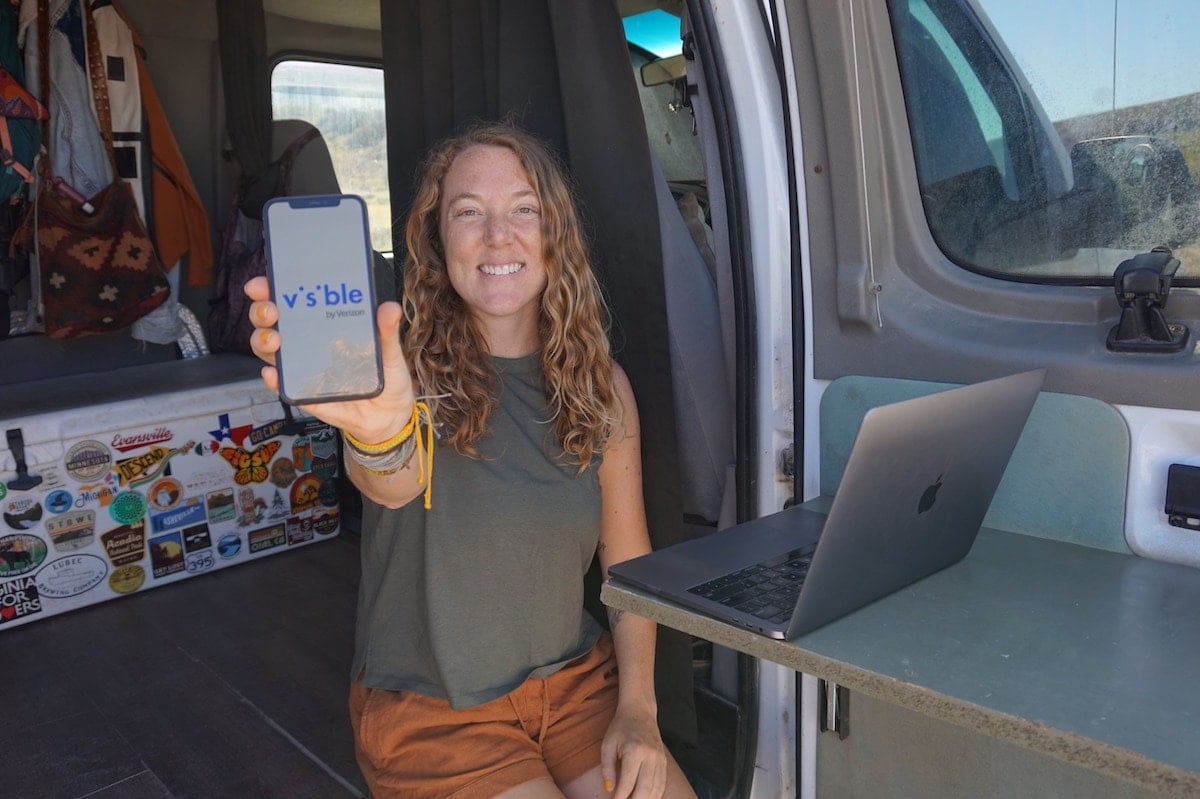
<box><xmin>890</xmin><ymin>0</ymin><xmax>1200</xmax><ymax>282</ymax></box>
<box><xmin>271</xmin><ymin>60</ymin><xmax>392</xmax><ymax>254</ymax></box>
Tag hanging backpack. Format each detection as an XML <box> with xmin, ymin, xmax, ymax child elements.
<box><xmin>207</xmin><ymin>126</ymin><xmax>320</xmax><ymax>354</ymax></box>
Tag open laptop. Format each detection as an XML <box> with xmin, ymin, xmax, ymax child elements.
<box><xmin>607</xmin><ymin>370</ymin><xmax>1045</xmax><ymax>640</ymax></box>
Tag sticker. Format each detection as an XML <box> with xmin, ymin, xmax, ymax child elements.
<box><xmin>109</xmin><ymin>491</ymin><xmax>148</xmax><ymax>525</ymax></box>
<box><xmin>311</xmin><ymin>454</ymin><xmax>338</xmax><ymax>481</ymax></box>
<box><xmin>45</xmin><ymin>489</ymin><xmax>74</xmax><ymax>515</ymax></box>
<box><xmin>149</xmin><ymin>531</ymin><xmax>185</xmax><ymax>579</ymax></box>
<box><xmin>248</xmin><ymin>523</ymin><xmax>286</xmax><ymax>553</ymax></box>
<box><xmin>36</xmin><ymin>554</ymin><xmax>108</xmax><ymax>599</ymax></box>
<box><xmin>0</xmin><ymin>576</ymin><xmax>41</xmax><ymax>624</ymax></box>
<box><xmin>101</xmin><ymin>522</ymin><xmax>146</xmax><ymax>567</ymax></box>
<box><xmin>0</xmin><ymin>533</ymin><xmax>48</xmax><ymax>578</ymax></box>
<box><xmin>3</xmin><ymin>498</ymin><xmax>43</xmax><ymax>531</ymax></box>
<box><xmin>285</xmin><ymin>514</ymin><xmax>314</xmax><ymax>546</ymax></box>
<box><xmin>236</xmin><ymin>487</ymin><xmax>267</xmax><ymax>527</ymax></box>
<box><xmin>0</xmin><ymin>484</ymin><xmax>6</xmax><ymax>501</ymax></box>
<box><xmin>147</xmin><ymin>477</ymin><xmax>184</xmax><ymax>512</ymax></box>
<box><xmin>75</xmin><ymin>480</ymin><xmax>118</xmax><ymax>509</ymax></box>
<box><xmin>266</xmin><ymin>491</ymin><xmax>289</xmax><ymax>520</ymax></box>
<box><xmin>206</xmin><ymin>488</ymin><xmax>235</xmax><ymax>524</ymax></box>
<box><xmin>46</xmin><ymin>510</ymin><xmax>95</xmax><ymax>551</ymax></box>
<box><xmin>185</xmin><ymin>549</ymin><xmax>215</xmax><ymax>574</ymax></box>
<box><xmin>149</xmin><ymin>498</ymin><xmax>206</xmax><ymax>534</ymax></box>
<box><xmin>309</xmin><ymin>426</ymin><xmax>337</xmax><ymax>460</ymax></box>
<box><xmin>318</xmin><ymin>478</ymin><xmax>339</xmax><ymax>508</ymax></box>
<box><xmin>248</xmin><ymin>419</ymin><xmax>287</xmax><ymax>446</ymax></box>
<box><xmin>217</xmin><ymin>533</ymin><xmax>242</xmax><ymax>559</ymax></box>
<box><xmin>220</xmin><ymin>441</ymin><xmax>281</xmax><ymax>485</ymax></box>
<box><xmin>290</xmin><ymin>435</ymin><xmax>312</xmax><ymax>471</ymax></box>
<box><xmin>31</xmin><ymin>465</ymin><xmax>66</xmax><ymax>491</ymax></box>
<box><xmin>181</xmin><ymin>524</ymin><xmax>212</xmax><ymax>553</ymax></box>
<box><xmin>269</xmin><ymin>457</ymin><xmax>297</xmax><ymax>488</ymax></box>
<box><xmin>108</xmin><ymin>564</ymin><xmax>146</xmax><ymax>594</ymax></box>
<box><xmin>65</xmin><ymin>440</ymin><xmax>112</xmax><ymax>481</ymax></box>
<box><xmin>289</xmin><ymin>475</ymin><xmax>321</xmax><ymax>513</ymax></box>
<box><xmin>210</xmin><ymin>413</ymin><xmax>253</xmax><ymax>447</ymax></box>
<box><xmin>111</xmin><ymin>427</ymin><xmax>173</xmax><ymax>453</ymax></box>
<box><xmin>313</xmin><ymin>507</ymin><xmax>340</xmax><ymax>536</ymax></box>
<box><xmin>114</xmin><ymin>443</ymin><xmax>193</xmax><ymax>487</ymax></box>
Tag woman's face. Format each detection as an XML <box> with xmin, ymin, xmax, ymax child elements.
<box><xmin>439</xmin><ymin>144</ymin><xmax>548</xmax><ymax>355</ymax></box>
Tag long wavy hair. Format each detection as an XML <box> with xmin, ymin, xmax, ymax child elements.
<box><xmin>401</xmin><ymin>122</ymin><xmax>621</xmax><ymax>471</ymax></box>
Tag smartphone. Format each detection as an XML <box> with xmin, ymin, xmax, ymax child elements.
<box><xmin>263</xmin><ymin>194</ymin><xmax>384</xmax><ymax>405</ymax></box>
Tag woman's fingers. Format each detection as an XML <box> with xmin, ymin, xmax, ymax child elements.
<box><xmin>244</xmin><ymin>275</ymin><xmax>270</xmax><ymax>302</ymax></box>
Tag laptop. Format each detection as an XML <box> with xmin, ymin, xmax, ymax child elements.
<box><xmin>607</xmin><ymin>370</ymin><xmax>1045</xmax><ymax>640</ymax></box>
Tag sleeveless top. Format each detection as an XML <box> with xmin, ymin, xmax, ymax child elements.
<box><xmin>351</xmin><ymin>354</ymin><xmax>604</xmax><ymax>709</ymax></box>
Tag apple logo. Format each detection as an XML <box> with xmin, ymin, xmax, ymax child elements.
<box><xmin>918</xmin><ymin>474</ymin><xmax>943</xmax><ymax>514</ymax></box>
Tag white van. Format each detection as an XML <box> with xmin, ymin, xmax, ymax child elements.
<box><xmin>2</xmin><ymin>1</ymin><xmax>1198</xmax><ymax>797</ymax></box>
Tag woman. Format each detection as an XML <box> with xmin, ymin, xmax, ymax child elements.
<box><xmin>245</xmin><ymin>122</ymin><xmax>695</xmax><ymax>799</ymax></box>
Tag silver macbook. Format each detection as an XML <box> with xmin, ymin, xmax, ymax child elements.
<box><xmin>607</xmin><ymin>370</ymin><xmax>1045</xmax><ymax>640</ymax></box>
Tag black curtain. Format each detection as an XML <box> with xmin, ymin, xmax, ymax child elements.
<box><xmin>381</xmin><ymin>0</ymin><xmax>695</xmax><ymax>745</ymax></box>
<box><xmin>216</xmin><ymin>0</ymin><xmax>279</xmax><ymax>215</ymax></box>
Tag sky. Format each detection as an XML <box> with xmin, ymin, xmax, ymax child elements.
<box><xmin>978</xmin><ymin>0</ymin><xmax>1200</xmax><ymax>122</ymax></box>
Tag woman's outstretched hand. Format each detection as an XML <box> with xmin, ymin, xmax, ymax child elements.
<box><xmin>244</xmin><ymin>276</ymin><xmax>416</xmax><ymax>445</ymax></box>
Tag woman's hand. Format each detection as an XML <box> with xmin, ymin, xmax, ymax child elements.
<box><xmin>601</xmin><ymin>705</ymin><xmax>669</xmax><ymax>799</ymax></box>
<box><xmin>244</xmin><ymin>276</ymin><xmax>415</xmax><ymax>445</ymax></box>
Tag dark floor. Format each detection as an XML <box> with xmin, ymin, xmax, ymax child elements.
<box><xmin>0</xmin><ymin>534</ymin><xmax>366</xmax><ymax>799</ymax></box>
<box><xmin>1</xmin><ymin>530</ymin><xmax>733</xmax><ymax>799</ymax></box>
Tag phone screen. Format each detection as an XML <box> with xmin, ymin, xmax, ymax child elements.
<box><xmin>264</xmin><ymin>194</ymin><xmax>383</xmax><ymax>405</ymax></box>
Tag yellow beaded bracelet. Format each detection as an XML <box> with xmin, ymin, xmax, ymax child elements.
<box><xmin>343</xmin><ymin>407</ymin><xmax>419</xmax><ymax>455</ymax></box>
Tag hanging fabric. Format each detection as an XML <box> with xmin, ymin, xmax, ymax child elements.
<box><xmin>379</xmin><ymin>0</ymin><xmax>694</xmax><ymax>746</ymax></box>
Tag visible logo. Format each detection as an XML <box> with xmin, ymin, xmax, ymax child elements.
<box><xmin>182</xmin><ymin>524</ymin><xmax>212</xmax><ymax>552</ymax></box>
<box><xmin>185</xmin><ymin>550</ymin><xmax>215</xmax><ymax>574</ymax></box>
<box><xmin>149</xmin><ymin>498</ymin><xmax>206</xmax><ymax>534</ymax></box>
<box><xmin>289</xmin><ymin>475</ymin><xmax>321</xmax><ymax>513</ymax></box>
<box><xmin>36</xmin><ymin>554</ymin><xmax>108</xmax><ymax>599</ymax></box>
<box><xmin>0</xmin><ymin>533</ymin><xmax>48</xmax><ymax>577</ymax></box>
<box><xmin>917</xmin><ymin>474</ymin><xmax>943</xmax><ymax>514</ymax></box>
<box><xmin>285</xmin><ymin>514</ymin><xmax>314</xmax><ymax>546</ymax></box>
<box><xmin>248</xmin><ymin>419</ymin><xmax>287</xmax><ymax>446</ymax></box>
<box><xmin>279</xmin><ymin>282</ymin><xmax>366</xmax><ymax>310</ymax></box>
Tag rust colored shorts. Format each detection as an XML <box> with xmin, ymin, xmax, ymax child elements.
<box><xmin>349</xmin><ymin>632</ymin><xmax>618</xmax><ymax>798</ymax></box>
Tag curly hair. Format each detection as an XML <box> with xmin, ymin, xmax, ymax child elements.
<box><xmin>401</xmin><ymin>122</ymin><xmax>621</xmax><ymax>471</ymax></box>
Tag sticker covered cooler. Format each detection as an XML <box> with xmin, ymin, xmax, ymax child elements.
<box><xmin>0</xmin><ymin>377</ymin><xmax>340</xmax><ymax>630</ymax></box>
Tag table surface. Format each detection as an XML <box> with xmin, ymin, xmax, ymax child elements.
<box><xmin>601</xmin><ymin>527</ymin><xmax>1200</xmax><ymax>798</ymax></box>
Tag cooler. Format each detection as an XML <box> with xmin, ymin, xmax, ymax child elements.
<box><xmin>0</xmin><ymin>363</ymin><xmax>340</xmax><ymax>630</ymax></box>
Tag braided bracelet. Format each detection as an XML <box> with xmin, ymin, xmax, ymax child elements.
<box><xmin>343</xmin><ymin>409</ymin><xmax>419</xmax><ymax>455</ymax></box>
<box><xmin>343</xmin><ymin>435</ymin><xmax>417</xmax><ymax>475</ymax></box>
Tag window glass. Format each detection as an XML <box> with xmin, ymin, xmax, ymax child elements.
<box><xmin>890</xmin><ymin>0</ymin><xmax>1200</xmax><ymax>282</ymax></box>
<box><xmin>271</xmin><ymin>60</ymin><xmax>392</xmax><ymax>254</ymax></box>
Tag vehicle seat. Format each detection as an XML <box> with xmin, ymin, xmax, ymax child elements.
<box><xmin>270</xmin><ymin>119</ymin><xmax>396</xmax><ymax>301</ymax></box>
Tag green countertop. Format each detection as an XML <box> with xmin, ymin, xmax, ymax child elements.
<box><xmin>601</xmin><ymin>528</ymin><xmax>1200</xmax><ymax>797</ymax></box>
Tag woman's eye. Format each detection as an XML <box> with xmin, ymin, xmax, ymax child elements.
<box><xmin>516</xmin><ymin>206</ymin><xmax>538</xmax><ymax>215</ymax></box>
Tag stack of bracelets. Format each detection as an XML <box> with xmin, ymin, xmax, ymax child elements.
<box><xmin>343</xmin><ymin>400</ymin><xmax>436</xmax><ymax>509</ymax></box>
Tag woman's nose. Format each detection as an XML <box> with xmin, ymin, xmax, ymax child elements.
<box><xmin>484</xmin><ymin>214</ymin><xmax>512</xmax><ymax>244</ymax></box>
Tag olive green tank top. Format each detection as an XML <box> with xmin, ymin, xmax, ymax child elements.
<box><xmin>351</xmin><ymin>354</ymin><xmax>603</xmax><ymax>709</ymax></box>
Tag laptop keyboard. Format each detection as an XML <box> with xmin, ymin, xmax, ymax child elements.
<box><xmin>686</xmin><ymin>547</ymin><xmax>815</xmax><ymax>625</ymax></box>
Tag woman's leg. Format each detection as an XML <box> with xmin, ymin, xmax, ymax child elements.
<box><xmin>494</xmin><ymin>778</ymin><xmax>568</xmax><ymax>799</ymax></box>
<box><xmin>560</xmin><ymin>758</ymin><xmax>697</xmax><ymax>799</ymax></box>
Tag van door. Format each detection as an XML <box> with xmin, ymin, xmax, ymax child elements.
<box><xmin>777</xmin><ymin>0</ymin><xmax>1200</xmax><ymax>795</ymax></box>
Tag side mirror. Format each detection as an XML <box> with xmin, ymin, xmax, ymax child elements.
<box><xmin>1068</xmin><ymin>136</ymin><xmax>1200</xmax><ymax>250</ymax></box>
<box><xmin>641</xmin><ymin>53</ymin><xmax>686</xmax><ymax>87</ymax></box>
